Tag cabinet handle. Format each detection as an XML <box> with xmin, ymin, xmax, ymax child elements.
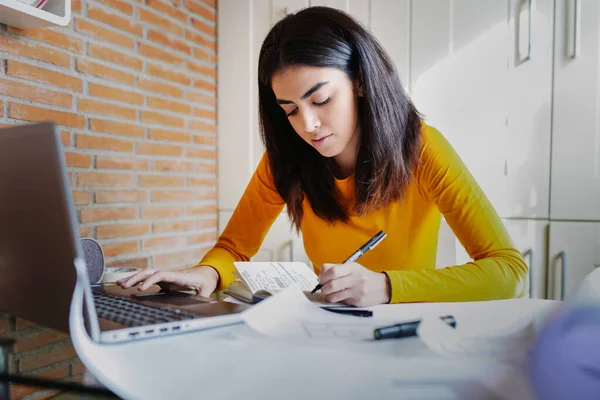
<box><xmin>522</xmin><ymin>248</ymin><xmax>533</xmax><ymax>297</ymax></box>
<box><xmin>556</xmin><ymin>251</ymin><xmax>567</xmax><ymax>300</ymax></box>
<box><xmin>515</xmin><ymin>0</ymin><xmax>533</xmax><ymax>65</ymax></box>
<box><xmin>570</xmin><ymin>0</ymin><xmax>582</xmax><ymax>58</ymax></box>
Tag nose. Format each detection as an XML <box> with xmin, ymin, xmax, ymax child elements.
<box><xmin>299</xmin><ymin>109</ymin><xmax>321</xmax><ymax>133</ymax></box>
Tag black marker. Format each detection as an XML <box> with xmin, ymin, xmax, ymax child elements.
<box><xmin>373</xmin><ymin>315</ymin><xmax>456</xmax><ymax>340</ymax></box>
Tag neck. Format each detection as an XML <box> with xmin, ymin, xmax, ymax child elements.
<box><xmin>332</xmin><ymin>126</ymin><xmax>361</xmax><ymax>179</ymax></box>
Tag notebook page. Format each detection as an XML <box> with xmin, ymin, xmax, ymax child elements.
<box><xmin>234</xmin><ymin>262</ymin><xmax>318</xmax><ymax>294</ymax></box>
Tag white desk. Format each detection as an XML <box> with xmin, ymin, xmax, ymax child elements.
<box><xmin>70</xmin><ymin>281</ymin><xmax>561</xmax><ymax>400</ymax></box>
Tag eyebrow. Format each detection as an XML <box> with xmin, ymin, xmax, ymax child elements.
<box><xmin>276</xmin><ymin>81</ymin><xmax>329</xmax><ymax>104</ymax></box>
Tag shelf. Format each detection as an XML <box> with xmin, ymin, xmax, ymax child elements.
<box><xmin>0</xmin><ymin>0</ymin><xmax>71</xmax><ymax>29</ymax></box>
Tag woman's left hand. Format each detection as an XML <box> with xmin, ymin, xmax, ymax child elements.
<box><xmin>318</xmin><ymin>262</ymin><xmax>390</xmax><ymax>306</ymax></box>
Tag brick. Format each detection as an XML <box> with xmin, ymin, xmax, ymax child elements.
<box><xmin>189</xmin><ymin>120</ymin><xmax>216</xmax><ymax>133</ymax></box>
<box><xmin>9</xmin><ymin>104</ymin><xmax>85</xmax><ymax>128</ymax></box>
<box><xmin>152</xmin><ymin>249</ymin><xmax>200</xmax><ymax>268</ymax></box>
<box><xmin>72</xmin><ymin>190</ymin><xmax>91</xmax><ymax>205</ymax></box>
<box><xmin>149</xmin><ymin>128</ymin><xmax>191</xmax><ymax>143</ymax></box>
<box><xmin>153</xmin><ymin>160</ymin><xmax>194</xmax><ymax>172</ymax></box>
<box><xmin>147</xmin><ymin>97</ymin><xmax>191</xmax><ymax>115</ymax></box>
<box><xmin>65</xmin><ymin>152</ymin><xmax>92</xmax><ymax>168</ymax></box>
<box><xmin>15</xmin><ymin>329</ymin><xmax>69</xmax><ymax>352</ymax></box>
<box><xmin>79</xmin><ymin>98</ymin><xmax>137</xmax><ymax>120</ymax></box>
<box><xmin>141</xmin><ymin>205</ymin><xmax>186</xmax><ymax>219</ymax></box>
<box><xmin>106</xmin><ymin>256</ymin><xmax>149</xmax><ymax>269</ymax></box>
<box><xmin>0</xmin><ymin>36</ymin><xmax>71</xmax><ymax>67</ymax></box>
<box><xmin>0</xmin><ymin>78</ymin><xmax>72</xmax><ymax>109</ymax></box>
<box><xmin>194</xmin><ymin>135</ymin><xmax>216</xmax><ymax>145</ymax></box>
<box><xmin>139</xmin><ymin>43</ymin><xmax>185</xmax><ymax>66</ymax></box>
<box><xmin>0</xmin><ymin>317</ymin><xmax>9</xmax><ymax>334</ymax></box>
<box><xmin>193</xmin><ymin>78</ymin><xmax>216</xmax><ymax>92</ymax></box>
<box><xmin>19</xmin><ymin>343</ymin><xmax>77</xmax><ymax>372</ymax></box>
<box><xmin>187</xmin><ymin>90</ymin><xmax>215</xmax><ymax>107</ymax></box>
<box><xmin>77</xmin><ymin>59</ymin><xmax>136</xmax><ymax>86</ymax></box>
<box><xmin>96</xmin><ymin>190</ymin><xmax>147</xmax><ymax>203</ymax></box>
<box><xmin>147</xmin><ymin>29</ymin><xmax>191</xmax><ymax>55</ymax></box>
<box><xmin>97</xmin><ymin>223</ymin><xmax>150</xmax><ymax>239</ymax></box>
<box><xmin>8</xmin><ymin>26</ymin><xmax>83</xmax><ymax>53</ymax></box>
<box><xmin>184</xmin><ymin>0</ymin><xmax>215</xmax><ymax>22</ymax></box>
<box><xmin>6</xmin><ymin>61</ymin><xmax>83</xmax><ymax>92</ymax></box>
<box><xmin>80</xmin><ymin>226</ymin><xmax>93</xmax><ymax>237</ymax></box>
<box><xmin>139</xmin><ymin>175</ymin><xmax>185</xmax><ymax>187</ymax></box>
<box><xmin>90</xmin><ymin>119</ymin><xmax>145</xmax><ymax>138</ymax></box>
<box><xmin>88</xmin><ymin>43</ymin><xmax>143</xmax><ymax>71</ymax></box>
<box><xmin>61</xmin><ymin>131</ymin><xmax>71</xmax><ymax>146</ymax></box>
<box><xmin>143</xmin><ymin>235</ymin><xmax>186</xmax><ymax>249</ymax></box>
<box><xmin>151</xmin><ymin>190</ymin><xmax>195</xmax><ymax>202</ymax></box>
<box><xmin>152</xmin><ymin>220</ymin><xmax>194</xmax><ymax>233</ymax></box>
<box><xmin>190</xmin><ymin>18</ymin><xmax>215</xmax><ymax>38</ymax></box>
<box><xmin>80</xmin><ymin>207</ymin><xmax>137</xmax><ymax>223</ymax></box>
<box><xmin>97</xmin><ymin>155</ymin><xmax>150</xmax><ymax>170</ymax></box>
<box><xmin>77</xmin><ymin>172</ymin><xmax>136</xmax><ymax>187</ymax></box>
<box><xmin>139</xmin><ymin>8</ymin><xmax>183</xmax><ymax>36</ymax></box>
<box><xmin>16</xmin><ymin>318</ymin><xmax>34</xmax><ymax>330</ymax></box>
<box><xmin>147</xmin><ymin>63</ymin><xmax>191</xmax><ymax>86</ymax></box>
<box><xmin>196</xmin><ymin>162</ymin><xmax>217</xmax><ymax>174</ymax></box>
<box><xmin>202</xmin><ymin>0</ymin><xmax>215</xmax><ymax>8</ymax></box>
<box><xmin>197</xmin><ymin>190</ymin><xmax>217</xmax><ymax>200</ymax></box>
<box><xmin>88</xmin><ymin>5</ymin><xmax>143</xmax><ymax>36</ymax></box>
<box><xmin>188</xmin><ymin>204</ymin><xmax>217</xmax><ymax>215</ymax></box>
<box><xmin>98</xmin><ymin>0</ymin><xmax>134</xmax><ymax>15</ymax></box>
<box><xmin>75</xmin><ymin>18</ymin><xmax>135</xmax><ymax>49</ymax></box>
<box><xmin>188</xmin><ymin>60</ymin><xmax>216</xmax><ymax>79</ymax></box>
<box><xmin>186</xmin><ymin>148</ymin><xmax>216</xmax><ymax>159</ymax></box>
<box><xmin>141</xmin><ymin>111</ymin><xmax>184</xmax><ymax>128</ymax></box>
<box><xmin>101</xmin><ymin>240</ymin><xmax>139</xmax><ymax>257</ymax></box>
<box><xmin>137</xmin><ymin>142</ymin><xmax>183</xmax><ymax>157</ymax></box>
<box><xmin>89</xmin><ymin>83</ymin><xmax>144</xmax><ymax>106</ymax></box>
<box><xmin>72</xmin><ymin>0</ymin><xmax>82</xmax><ymax>13</ymax></box>
<box><xmin>76</xmin><ymin>134</ymin><xmax>134</xmax><ymax>152</ymax></box>
<box><xmin>185</xmin><ymin>29</ymin><xmax>215</xmax><ymax>52</ymax></box>
<box><xmin>189</xmin><ymin>176</ymin><xmax>216</xmax><ymax>187</ymax></box>
<box><xmin>138</xmin><ymin>77</ymin><xmax>183</xmax><ymax>98</ymax></box>
<box><xmin>188</xmin><ymin>231</ymin><xmax>217</xmax><ymax>245</ymax></box>
<box><xmin>193</xmin><ymin>107</ymin><xmax>216</xmax><ymax>120</ymax></box>
<box><xmin>193</xmin><ymin>45</ymin><xmax>216</xmax><ymax>64</ymax></box>
<box><xmin>146</xmin><ymin>0</ymin><xmax>188</xmax><ymax>22</ymax></box>
<box><xmin>196</xmin><ymin>217</ymin><xmax>217</xmax><ymax>229</ymax></box>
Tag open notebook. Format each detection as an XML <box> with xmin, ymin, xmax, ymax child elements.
<box><xmin>225</xmin><ymin>261</ymin><xmax>326</xmax><ymax>304</ymax></box>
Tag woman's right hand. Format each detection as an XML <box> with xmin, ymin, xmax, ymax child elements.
<box><xmin>117</xmin><ymin>265</ymin><xmax>220</xmax><ymax>297</ymax></box>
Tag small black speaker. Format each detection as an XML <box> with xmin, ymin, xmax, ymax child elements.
<box><xmin>80</xmin><ymin>237</ymin><xmax>104</xmax><ymax>284</ymax></box>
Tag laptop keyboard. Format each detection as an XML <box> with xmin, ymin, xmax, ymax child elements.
<box><xmin>93</xmin><ymin>291</ymin><xmax>199</xmax><ymax>327</ymax></box>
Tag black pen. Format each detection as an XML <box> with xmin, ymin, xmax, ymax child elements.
<box><xmin>373</xmin><ymin>315</ymin><xmax>456</xmax><ymax>340</ymax></box>
<box><xmin>310</xmin><ymin>230</ymin><xmax>387</xmax><ymax>294</ymax></box>
<box><xmin>321</xmin><ymin>307</ymin><xmax>373</xmax><ymax>318</ymax></box>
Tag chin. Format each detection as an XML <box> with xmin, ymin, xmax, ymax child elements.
<box><xmin>314</xmin><ymin>147</ymin><xmax>342</xmax><ymax>158</ymax></box>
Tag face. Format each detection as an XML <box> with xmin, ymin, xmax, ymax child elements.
<box><xmin>271</xmin><ymin>66</ymin><xmax>361</xmax><ymax>165</ymax></box>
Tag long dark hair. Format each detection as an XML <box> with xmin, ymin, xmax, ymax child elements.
<box><xmin>258</xmin><ymin>6</ymin><xmax>422</xmax><ymax>231</ymax></box>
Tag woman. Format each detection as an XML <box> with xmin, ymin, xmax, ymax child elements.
<box><xmin>120</xmin><ymin>6</ymin><xmax>527</xmax><ymax>306</ymax></box>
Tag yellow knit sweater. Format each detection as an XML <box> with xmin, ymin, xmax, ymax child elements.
<box><xmin>197</xmin><ymin>124</ymin><xmax>528</xmax><ymax>303</ymax></box>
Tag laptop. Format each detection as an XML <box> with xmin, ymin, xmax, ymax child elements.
<box><xmin>0</xmin><ymin>122</ymin><xmax>247</xmax><ymax>344</ymax></box>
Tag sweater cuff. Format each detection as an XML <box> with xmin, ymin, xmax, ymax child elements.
<box><xmin>383</xmin><ymin>270</ymin><xmax>404</xmax><ymax>304</ymax></box>
<box><xmin>194</xmin><ymin>247</ymin><xmax>238</xmax><ymax>291</ymax></box>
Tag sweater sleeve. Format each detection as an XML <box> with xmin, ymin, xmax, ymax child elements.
<box><xmin>195</xmin><ymin>153</ymin><xmax>285</xmax><ymax>291</ymax></box>
<box><xmin>384</xmin><ymin>126</ymin><xmax>528</xmax><ymax>303</ymax></box>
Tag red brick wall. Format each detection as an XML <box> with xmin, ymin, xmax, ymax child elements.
<box><xmin>0</xmin><ymin>0</ymin><xmax>217</xmax><ymax>398</ymax></box>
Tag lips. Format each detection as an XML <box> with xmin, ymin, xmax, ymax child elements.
<box><xmin>311</xmin><ymin>134</ymin><xmax>333</xmax><ymax>147</ymax></box>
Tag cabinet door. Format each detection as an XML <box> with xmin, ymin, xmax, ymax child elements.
<box><xmin>550</xmin><ymin>0</ymin><xmax>600</xmax><ymax>219</ymax></box>
<box><xmin>504</xmin><ymin>0</ymin><xmax>553</xmax><ymax>218</ymax></box>
<box><xmin>548</xmin><ymin>221</ymin><xmax>600</xmax><ymax>300</ymax></box>
<box><xmin>411</xmin><ymin>0</ymin><xmax>511</xmax><ymax>218</ymax></box>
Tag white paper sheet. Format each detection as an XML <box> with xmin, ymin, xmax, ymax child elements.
<box><xmin>233</xmin><ymin>261</ymin><xmax>318</xmax><ymax>293</ymax></box>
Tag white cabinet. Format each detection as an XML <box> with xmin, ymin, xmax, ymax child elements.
<box><xmin>550</xmin><ymin>0</ymin><xmax>600</xmax><ymax>220</ymax></box>
<box><xmin>548</xmin><ymin>221</ymin><xmax>600</xmax><ymax>300</ymax></box>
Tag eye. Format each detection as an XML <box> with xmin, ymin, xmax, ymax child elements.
<box><xmin>286</xmin><ymin>108</ymin><xmax>298</xmax><ymax>117</ymax></box>
<box><xmin>313</xmin><ymin>97</ymin><xmax>331</xmax><ymax>106</ymax></box>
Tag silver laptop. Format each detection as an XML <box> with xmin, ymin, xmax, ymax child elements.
<box><xmin>0</xmin><ymin>122</ymin><xmax>246</xmax><ymax>344</ymax></box>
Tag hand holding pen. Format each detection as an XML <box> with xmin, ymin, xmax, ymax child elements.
<box><xmin>311</xmin><ymin>230</ymin><xmax>388</xmax><ymax>307</ymax></box>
